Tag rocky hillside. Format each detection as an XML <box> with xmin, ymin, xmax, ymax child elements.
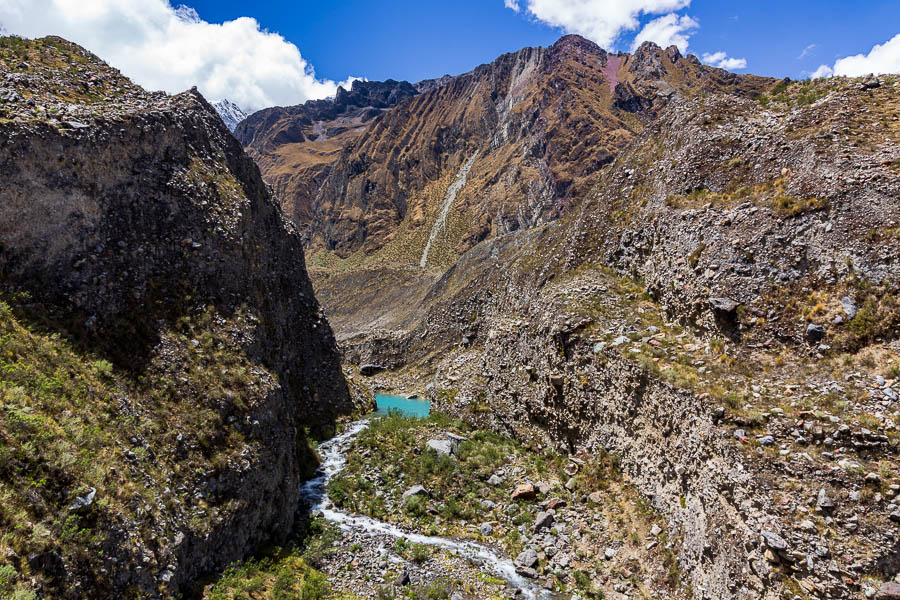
<box><xmin>235</xmin><ymin>79</ymin><xmax>421</xmax><ymax>233</ymax></box>
<box><xmin>324</xmin><ymin>66</ymin><xmax>900</xmax><ymax>598</ymax></box>
<box><xmin>0</xmin><ymin>35</ymin><xmax>368</xmax><ymax>599</ymax></box>
<box><xmin>243</xmin><ymin>35</ymin><xmax>772</xmax><ymax>267</ymax></box>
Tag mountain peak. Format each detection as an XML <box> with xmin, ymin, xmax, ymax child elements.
<box><xmin>550</xmin><ymin>33</ymin><xmax>607</xmax><ymax>56</ymax></box>
<box><xmin>212</xmin><ymin>98</ymin><xmax>248</xmax><ymax>132</ymax></box>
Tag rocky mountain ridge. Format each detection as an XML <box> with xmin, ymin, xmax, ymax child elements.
<box><xmin>244</xmin><ymin>34</ymin><xmax>773</xmax><ymax>265</ymax></box>
<box><xmin>233</xmin><ymin>78</ymin><xmax>421</xmax><ymax>233</ymax></box>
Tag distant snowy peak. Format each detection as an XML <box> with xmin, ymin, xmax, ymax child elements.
<box><xmin>212</xmin><ymin>99</ymin><xmax>247</xmax><ymax>132</ymax></box>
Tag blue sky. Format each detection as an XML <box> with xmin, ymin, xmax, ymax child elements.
<box><xmin>186</xmin><ymin>0</ymin><xmax>900</xmax><ymax>82</ymax></box>
<box><xmin>3</xmin><ymin>0</ymin><xmax>900</xmax><ymax>111</ymax></box>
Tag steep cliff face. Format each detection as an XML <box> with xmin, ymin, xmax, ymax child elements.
<box><xmin>0</xmin><ymin>36</ymin><xmax>366</xmax><ymax>599</ymax></box>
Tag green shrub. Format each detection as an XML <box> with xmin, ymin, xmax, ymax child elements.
<box><xmin>403</xmin><ymin>494</ymin><xmax>428</xmax><ymax>518</ymax></box>
<box><xmin>409</xmin><ymin>544</ymin><xmax>432</xmax><ymax>564</ymax></box>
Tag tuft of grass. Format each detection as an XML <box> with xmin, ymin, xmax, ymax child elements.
<box><xmin>205</xmin><ymin>546</ymin><xmax>335</xmax><ymax>600</ymax></box>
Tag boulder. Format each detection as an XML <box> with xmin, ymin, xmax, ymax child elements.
<box><xmin>862</xmin><ymin>75</ymin><xmax>882</xmax><ymax>90</ymax></box>
<box><xmin>427</xmin><ymin>439</ymin><xmax>455</xmax><ymax>457</ymax></box>
<box><xmin>878</xmin><ymin>583</ymin><xmax>900</xmax><ymax>600</ymax></box>
<box><xmin>533</xmin><ymin>511</ymin><xmax>554</xmax><ymax>532</ymax></box>
<box><xmin>841</xmin><ymin>296</ymin><xmax>858</xmax><ymax>320</ymax></box>
<box><xmin>611</xmin><ymin>336</ymin><xmax>630</xmax><ymax>347</ymax></box>
<box><xmin>761</xmin><ymin>530</ymin><xmax>788</xmax><ymax>552</ymax></box>
<box><xmin>816</xmin><ymin>488</ymin><xmax>835</xmax><ymax>512</ymax></box>
<box><xmin>512</xmin><ymin>483</ymin><xmax>536</xmax><ymax>500</ymax></box>
<box><xmin>68</xmin><ymin>487</ymin><xmax>96</xmax><ymax>511</ymax></box>
<box><xmin>709</xmin><ymin>297</ymin><xmax>740</xmax><ymax>315</ymax></box>
<box><xmin>516</xmin><ymin>566</ymin><xmax>538</xmax><ymax>579</ymax></box>
<box><xmin>515</xmin><ymin>549</ymin><xmax>539</xmax><ymax>569</ymax></box>
<box><xmin>402</xmin><ymin>485</ymin><xmax>428</xmax><ymax>499</ymax></box>
<box><xmin>805</xmin><ymin>324</ymin><xmax>826</xmax><ymax>344</ymax></box>
<box><xmin>359</xmin><ymin>364</ymin><xmax>385</xmax><ymax>376</ymax></box>
<box><xmin>797</xmin><ymin>520</ymin><xmax>816</xmax><ymax>533</ymax></box>
<box><xmin>478</xmin><ymin>523</ymin><xmax>493</xmax><ymax>536</ymax></box>
<box><xmin>488</xmin><ymin>474</ymin><xmax>502</xmax><ymax>486</ymax></box>
<box><xmin>545</xmin><ymin>498</ymin><xmax>564</xmax><ymax>510</ymax></box>
<box><xmin>396</xmin><ymin>570</ymin><xmax>410</xmax><ymax>586</ymax></box>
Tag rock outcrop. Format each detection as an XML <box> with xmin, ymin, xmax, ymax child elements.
<box><xmin>0</xmin><ymin>35</ymin><xmax>366</xmax><ymax>599</ymax></box>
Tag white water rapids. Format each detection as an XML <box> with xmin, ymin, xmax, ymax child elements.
<box><xmin>299</xmin><ymin>418</ymin><xmax>552</xmax><ymax>599</ymax></box>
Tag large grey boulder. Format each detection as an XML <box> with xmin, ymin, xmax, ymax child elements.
<box><xmin>805</xmin><ymin>324</ymin><xmax>826</xmax><ymax>344</ymax></box>
<box><xmin>427</xmin><ymin>434</ymin><xmax>466</xmax><ymax>457</ymax></box>
<box><xmin>761</xmin><ymin>530</ymin><xmax>787</xmax><ymax>552</ymax></box>
<box><xmin>427</xmin><ymin>439</ymin><xmax>455</xmax><ymax>456</ymax></box>
<box><xmin>533</xmin><ymin>511</ymin><xmax>554</xmax><ymax>532</ymax></box>
<box><xmin>402</xmin><ymin>485</ymin><xmax>428</xmax><ymax>499</ymax></box>
<box><xmin>515</xmin><ymin>549</ymin><xmax>538</xmax><ymax>568</ymax></box>
<box><xmin>841</xmin><ymin>296</ymin><xmax>858</xmax><ymax>320</ymax></box>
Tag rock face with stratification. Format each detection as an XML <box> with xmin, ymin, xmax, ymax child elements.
<box><xmin>242</xmin><ymin>35</ymin><xmax>772</xmax><ymax>265</ymax></box>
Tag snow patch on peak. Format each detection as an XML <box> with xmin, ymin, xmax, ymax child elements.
<box><xmin>212</xmin><ymin>99</ymin><xmax>248</xmax><ymax>132</ymax></box>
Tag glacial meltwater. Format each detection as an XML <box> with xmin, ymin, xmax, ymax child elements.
<box><xmin>299</xmin><ymin>415</ymin><xmax>552</xmax><ymax>599</ymax></box>
<box><xmin>375</xmin><ymin>393</ymin><xmax>431</xmax><ymax>418</ymax></box>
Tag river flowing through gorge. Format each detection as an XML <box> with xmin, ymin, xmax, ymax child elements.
<box><xmin>299</xmin><ymin>418</ymin><xmax>553</xmax><ymax>599</ymax></box>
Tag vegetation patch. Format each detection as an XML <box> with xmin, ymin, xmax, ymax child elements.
<box><xmin>665</xmin><ymin>177</ymin><xmax>827</xmax><ymax>216</ymax></box>
<box><xmin>0</xmin><ymin>295</ymin><xmax>302</xmax><ymax>597</ymax></box>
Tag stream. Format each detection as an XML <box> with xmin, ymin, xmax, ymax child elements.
<box><xmin>299</xmin><ymin>417</ymin><xmax>553</xmax><ymax>599</ymax></box>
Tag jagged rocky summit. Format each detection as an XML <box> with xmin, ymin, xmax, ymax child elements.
<box><xmin>212</xmin><ymin>98</ymin><xmax>247</xmax><ymax>132</ymax></box>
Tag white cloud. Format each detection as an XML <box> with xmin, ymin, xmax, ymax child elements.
<box><xmin>797</xmin><ymin>44</ymin><xmax>816</xmax><ymax>60</ymax></box>
<box><xmin>0</xmin><ymin>0</ymin><xmax>358</xmax><ymax>112</ymax></box>
<box><xmin>631</xmin><ymin>13</ymin><xmax>698</xmax><ymax>53</ymax></box>
<box><xmin>810</xmin><ymin>64</ymin><xmax>834</xmax><ymax>79</ymax></box>
<box><xmin>507</xmin><ymin>0</ymin><xmax>692</xmax><ymax>49</ymax></box>
<box><xmin>815</xmin><ymin>32</ymin><xmax>900</xmax><ymax>78</ymax></box>
<box><xmin>701</xmin><ymin>51</ymin><xmax>747</xmax><ymax>70</ymax></box>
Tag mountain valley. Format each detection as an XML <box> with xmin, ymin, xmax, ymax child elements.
<box><xmin>0</xmin><ymin>28</ymin><xmax>899</xmax><ymax>600</ymax></box>
<box><xmin>234</xmin><ymin>33</ymin><xmax>900</xmax><ymax>600</ymax></box>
